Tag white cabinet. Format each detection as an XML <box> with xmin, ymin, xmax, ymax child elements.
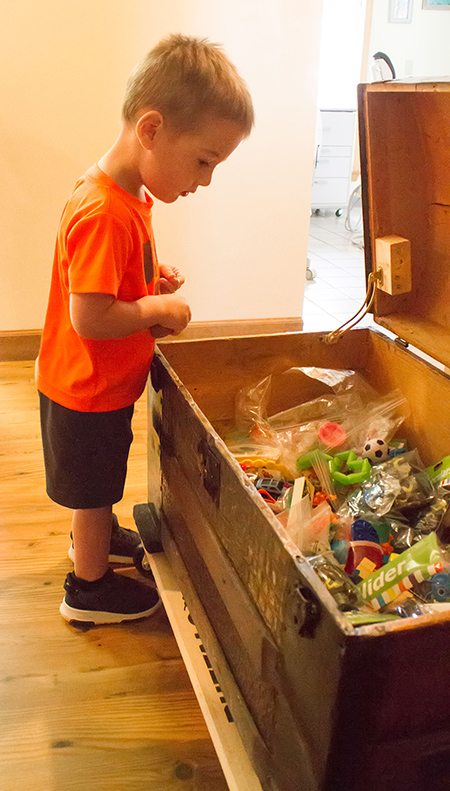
<box><xmin>311</xmin><ymin>109</ymin><xmax>356</xmax><ymax>214</ymax></box>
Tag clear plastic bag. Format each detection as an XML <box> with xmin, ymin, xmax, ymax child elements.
<box><xmin>227</xmin><ymin>366</ymin><xmax>408</xmax><ymax>479</ymax></box>
<box><xmin>309</xmin><ymin>552</ymin><xmax>363</xmax><ymax>611</ymax></box>
<box><xmin>345</xmin><ymin>450</ymin><xmax>435</xmax><ymax>519</ymax></box>
<box><xmin>318</xmin><ymin>390</ymin><xmax>407</xmax><ymax>458</ymax></box>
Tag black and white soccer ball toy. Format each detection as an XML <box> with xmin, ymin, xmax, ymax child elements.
<box><xmin>361</xmin><ymin>438</ymin><xmax>390</xmax><ymax>464</ymax></box>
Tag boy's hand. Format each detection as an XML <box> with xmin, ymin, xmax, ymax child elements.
<box><xmin>158</xmin><ymin>264</ymin><xmax>185</xmax><ymax>294</ymax></box>
<box><xmin>150</xmin><ymin>325</ymin><xmax>176</xmax><ymax>339</ymax></box>
<box><xmin>149</xmin><ymin>292</ymin><xmax>191</xmax><ymax>338</ymax></box>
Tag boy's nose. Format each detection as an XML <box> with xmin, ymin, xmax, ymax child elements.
<box><xmin>198</xmin><ymin>171</ymin><xmax>213</xmax><ymax>188</ymax></box>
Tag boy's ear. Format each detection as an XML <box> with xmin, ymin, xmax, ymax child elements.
<box><xmin>135</xmin><ymin>111</ymin><xmax>164</xmax><ymax>150</ymax></box>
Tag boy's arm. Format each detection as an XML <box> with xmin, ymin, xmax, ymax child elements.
<box><xmin>70</xmin><ymin>291</ymin><xmax>191</xmax><ymax>340</ymax></box>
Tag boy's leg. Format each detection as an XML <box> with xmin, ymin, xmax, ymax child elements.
<box><xmin>72</xmin><ymin>506</ymin><xmax>113</xmax><ymax>581</ymax></box>
<box><xmin>68</xmin><ymin>511</ymin><xmax>141</xmax><ymax>566</ymax></box>
<box><xmin>61</xmin><ymin>505</ymin><xmax>161</xmax><ymax>624</ymax></box>
<box><xmin>64</xmin><ymin>504</ymin><xmax>161</xmax><ymax>625</ymax></box>
<box><xmin>39</xmin><ymin>393</ymin><xmax>160</xmax><ymax>623</ymax></box>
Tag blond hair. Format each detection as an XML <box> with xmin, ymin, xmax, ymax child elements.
<box><xmin>122</xmin><ymin>34</ymin><xmax>254</xmax><ymax>137</ymax></box>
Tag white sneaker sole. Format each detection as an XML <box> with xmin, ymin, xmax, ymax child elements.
<box><xmin>59</xmin><ymin>596</ymin><xmax>162</xmax><ymax>625</ymax></box>
<box><xmin>68</xmin><ymin>545</ymin><xmax>134</xmax><ymax>565</ymax></box>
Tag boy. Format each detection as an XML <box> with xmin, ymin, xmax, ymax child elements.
<box><xmin>36</xmin><ymin>34</ymin><xmax>254</xmax><ymax>625</ymax></box>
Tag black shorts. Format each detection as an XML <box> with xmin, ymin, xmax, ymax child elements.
<box><xmin>39</xmin><ymin>392</ymin><xmax>134</xmax><ymax>510</ymax></box>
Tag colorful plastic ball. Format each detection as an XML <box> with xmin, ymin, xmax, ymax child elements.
<box><xmin>351</xmin><ymin>519</ymin><xmax>380</xmax><ymax>544</ymax></box>
<box><xmin>431</xmin><ymin>573</ymin><xmax>450</xmax><ymax>602</ymax></box>
<box><xmin>361</xmin><ymin>438</ymin><xmax>390</xmax><ymax>464</ymax></box>
<box><xmin>318</xmin><ymin>422</ymin><xmax>347</xmax><ymax>447</ymax></box>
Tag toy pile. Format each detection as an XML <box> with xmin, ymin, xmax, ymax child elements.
<box><xmin>224</xmin><ymin>366</ymin><xmax>450</xmax><ymax>626</ymax></box>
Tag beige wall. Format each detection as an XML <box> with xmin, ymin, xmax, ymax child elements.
<box><xmin>0</xmin><ymin>0</ymin><xmax>323</xmax><ymax>331</ymax></box>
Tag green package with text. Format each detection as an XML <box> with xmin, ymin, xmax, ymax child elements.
<box><xmin>357</xmin><ymin>532</ymin><xmax>444</xmax><ymax>611</ymax></box>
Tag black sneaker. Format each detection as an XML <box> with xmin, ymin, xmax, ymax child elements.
<box><xmin>68</xmin><ymin>514</ymin><xmax>141</xmax><ymax>565</ymax></box>
<box><xmin>60</xmin><ymin>568</ymin><xmax>161</xmax><ymax>625</ymax></box>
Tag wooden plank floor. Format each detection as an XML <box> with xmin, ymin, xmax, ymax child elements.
<box><xmin>0</xmin><ymin>360</ymin><xmax>228</xmax><ymax>791</ymax></box>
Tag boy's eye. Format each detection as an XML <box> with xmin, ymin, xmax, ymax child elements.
<box><xmin>198</xmin><ymin>159</ymin><xmax>211</xmax><ymax>167</ymax></box>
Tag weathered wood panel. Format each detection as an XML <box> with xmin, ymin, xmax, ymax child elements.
<box><xmin>154</xmin><ymin>322</ymin><xmax>450</xmax><ymax>790</ymax></box>
<box><xmin>359</xmin><ymin>80</ymin><xmax>450</xmax><ymax>369</ymax></box>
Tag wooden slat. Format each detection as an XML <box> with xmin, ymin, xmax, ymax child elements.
<box><xmin>161</xmin><ymin>523</ymin><xmax>276</xmax><ymax>790</ymax></box>
<box><xmin>159</xmin><ymin>317</ymin><xmax>303</xmax><ymax>342</ymax></box>
<box><xmin>145</xmin><ymin>549</ymin><xmax>263</xmax><ymax>791</ymax></box>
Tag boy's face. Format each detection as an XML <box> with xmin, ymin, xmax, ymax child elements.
<box><xmin>138</xmin><ymin>114</ymin><xmax>245</xmax><ymax>203</ymax></box>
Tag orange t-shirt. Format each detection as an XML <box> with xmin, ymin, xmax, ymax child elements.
<box><xmin>36</xmin><ymin>165</ymin><xmax>158</xmax><ymax>412</ymax></box>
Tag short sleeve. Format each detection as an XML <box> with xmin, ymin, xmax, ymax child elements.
<box><xmin>66</xmin><ymin>212</ymin><xmax>132</xmax><ymax>297</ymax></box>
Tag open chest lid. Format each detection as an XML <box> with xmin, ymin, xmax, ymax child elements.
<box><xmin>358</xmin><ymin>79</ymin><xmax>450</xmax><ymax>368</ymax></box>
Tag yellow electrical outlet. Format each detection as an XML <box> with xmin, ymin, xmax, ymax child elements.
<box><xmin>375</xmin><ymin>236</ymin><xmax>412</xmax><ymax>295</ymax></box>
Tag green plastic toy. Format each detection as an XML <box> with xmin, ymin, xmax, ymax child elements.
<box><xmin>329</xmin><ymin>450</ymin><xmax>372</xmax><ymax>486</ymax></box>
<box><xmin>296</xmin><ymin>450</ymin><xmax>332</xmax><ymax>470</ymax></box>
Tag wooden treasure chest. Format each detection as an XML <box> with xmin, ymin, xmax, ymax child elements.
<box><xmin>138</xmin><ymin>81</ymin><xmax>450</xmax><ymax>791</ymax></box>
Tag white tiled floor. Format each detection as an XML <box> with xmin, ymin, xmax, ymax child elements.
<box><xmin>303</xmin><ymin>211</ymin><xmax>374</xmax><ymax>332</ymax></box>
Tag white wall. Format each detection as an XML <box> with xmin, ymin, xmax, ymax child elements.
<box><xmin>368</xmin><ymin>0</ymin><xmax>450</xmax><ymax>79</ymax></box>
<box><xmin>317</xmin><ymin>0</ymin><xmax>368</xmax><ymax>110</ymax></box>
<box><xmin>0</xmin><ymin>0</ymin><xmax>323</xmax><ymax>331</ymax></box>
